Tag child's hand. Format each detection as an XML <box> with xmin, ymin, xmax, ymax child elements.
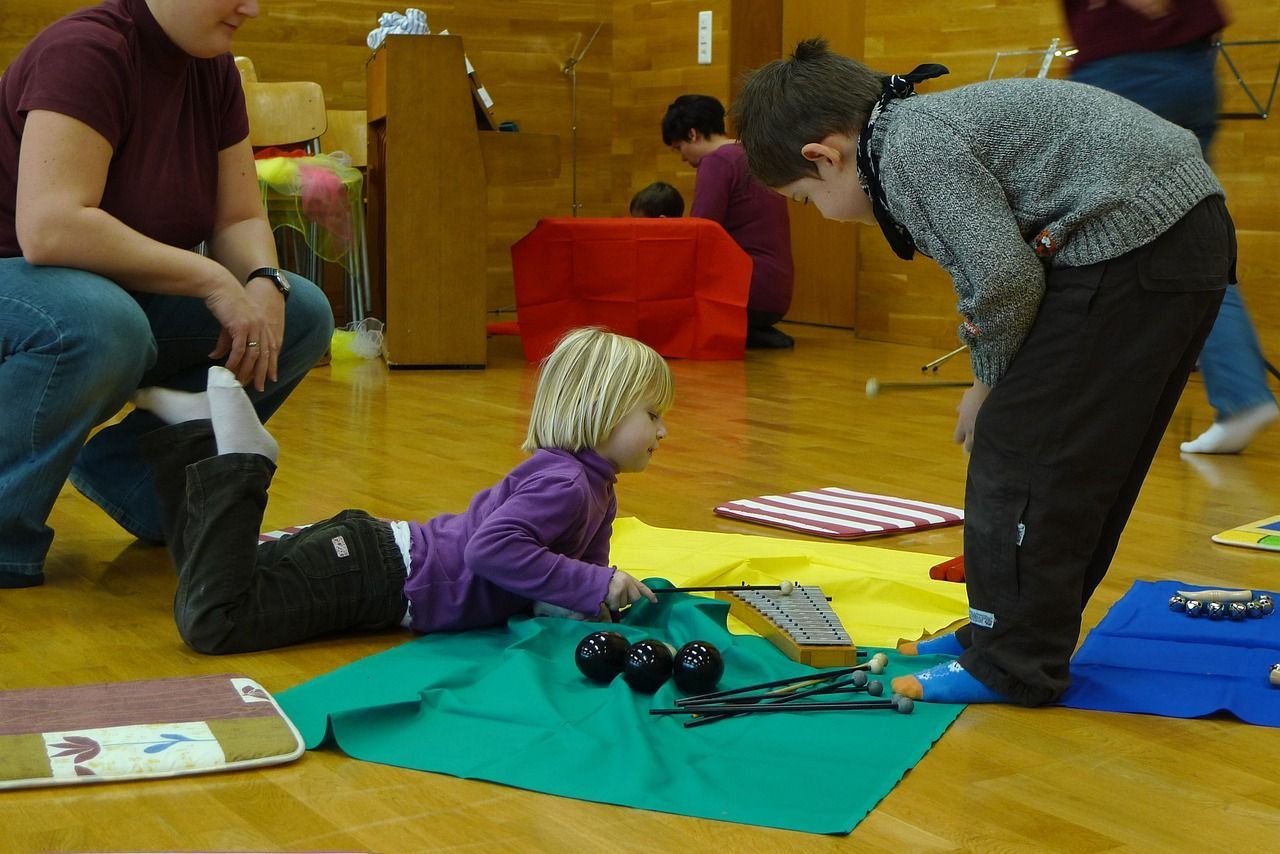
<box><xmin>531</xmin><ymin>601</ymin><xmax>592</xmax><ymax>620</ymax></box>
<box><xmin>605</xmin><ymin>570</ymin><xmax>657</xmax><ymax>610</ymax></box>
<box><xmin>953</xmin><ymin>381</ymin><xmax>990</xmax><ymax>453</ymax></box>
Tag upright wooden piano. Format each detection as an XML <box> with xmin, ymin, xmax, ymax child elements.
<box><xmin>366</xmin><ymin>35</ymin><xmax>560</xmax><ymax>367</ymax></box>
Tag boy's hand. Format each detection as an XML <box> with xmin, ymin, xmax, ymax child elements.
<box><xmin>605</xmin><ymin>570</ymin><xmax>657</xmax><ymax>610</ymax></box>
<box><xmin>954</xmin><ymin>381</ymin><xmax>990</xmax><ymax>453</ymax></box>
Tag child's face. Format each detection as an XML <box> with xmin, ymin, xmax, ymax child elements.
<box><xmin>776</xmin><ymin>134</ymin><xmax>874</xmax><ymax>224</ymax></box>
<box><xmin>596</xmin><ymin>402</ymin><xmax>667</xmax><ymax>473</ymax></box>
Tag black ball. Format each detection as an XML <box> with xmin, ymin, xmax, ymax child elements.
<box><xmin>672</xmin><ymin>641</ymin><xmax>725</xmax><ymax>694</ymax></box>
<box><xmin>622</xmin><ymin>638</ymin><xmax>674</xmax><ymax>693</ymax></box>
<box><xmin>574</xmin><ymin>631</ymin><xmax>628</xmax><ymax>683</ymax></box>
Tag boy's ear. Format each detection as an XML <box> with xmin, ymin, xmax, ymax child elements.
<box><xmin>799</xmin><ymin>139</ymin><xmax>845</xmax><ymax>167</ymax></box>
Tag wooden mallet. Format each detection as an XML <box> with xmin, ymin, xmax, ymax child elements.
<box><xmin>866</xmin><ymin>377</ymin><xmax>971</xmax><ymax>398</ymax></box>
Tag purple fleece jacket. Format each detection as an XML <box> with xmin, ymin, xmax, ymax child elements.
<box><xmin>403</xmin><ymin>448</ymin><xmax>618</xmax><ymax>632</ymax></box>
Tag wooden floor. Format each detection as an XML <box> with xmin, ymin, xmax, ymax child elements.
<box><xmin>4</xmin><ymin>324</ymin><xmax>1279</xmax><ymax>852</ymax></box>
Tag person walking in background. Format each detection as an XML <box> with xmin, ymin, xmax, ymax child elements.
<box><xmin>1065</xmin><ymin>0</ymin><xmax>1278</xmax><ymax>454</ymax></box>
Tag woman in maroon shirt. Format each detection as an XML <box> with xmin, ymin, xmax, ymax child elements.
<box><xmin>0</xmin><ymin>0</ymin><xmax>333</xmax><ymax>588</ymax></box>
<box><xmin>663</xmin><ymin>94</ymin><xmax>795</xmax><ymax>349</ymax></box>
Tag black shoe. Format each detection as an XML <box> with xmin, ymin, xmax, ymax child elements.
<box><xmin>746</xmin><ymin>326</ymin><xmax>795</xmax><ymax>350</ymax></box>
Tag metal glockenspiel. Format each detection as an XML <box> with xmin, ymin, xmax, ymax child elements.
<box><xmin>716</xmin><ymin>585</ymin><xmax>857</xmax><ymax>667</ymax></box>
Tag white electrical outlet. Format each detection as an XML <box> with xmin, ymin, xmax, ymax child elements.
<box><xmin>697</xmin><ymin>10</ymin><xmax>712</xmax><ymax>64</ymax></box>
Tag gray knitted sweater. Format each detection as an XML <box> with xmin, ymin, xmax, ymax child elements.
<box><xmin>871</xmin><ymin>77</ymin><xmax>1223</xmax><ymax>387</ymax></box>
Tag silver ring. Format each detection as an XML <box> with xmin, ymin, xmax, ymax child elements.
<box><xmin>246</xmin><ymin>341</ymin><xmax>260</xmax><ymax>348</ymax></box>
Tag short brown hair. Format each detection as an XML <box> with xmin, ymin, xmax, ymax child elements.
<box><xmin>731</xmin><ymin>38</ymin><xmax>886</xmax><ymax>188</ymax></box>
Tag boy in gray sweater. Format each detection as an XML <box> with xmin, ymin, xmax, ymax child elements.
<box><xmin>733</xmin><ymin>39</ymin><xmax>1233</xmax><ymax>706</ymax></box>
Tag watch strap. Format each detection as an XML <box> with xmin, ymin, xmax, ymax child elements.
<box><xmin>245</xmin><ymin>266</ymin><xmax>290</xmax><ymax>300</ymax></box>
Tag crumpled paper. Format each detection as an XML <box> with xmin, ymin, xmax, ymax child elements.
<box><xmin>367</xmin><ymin>8</ymin><xmax>429</xmax><ymax>51</ymax></box>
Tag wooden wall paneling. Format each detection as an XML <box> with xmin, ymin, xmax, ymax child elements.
<box><xmin>727</xmin><ymin>0</ymin><xmax>781</xmax><ymax>102</ymax></box>
<box><xmin>858</xmin><ymin>1</ymin><xmax>1066</xmax><ymax>349</ymax></box>
<box><xmin>859</xmin><ymin>1</ymin><xmax>1280</xmax><ymax>359</ymax></box>
<box><xmin>777</xmin><ymin>0</ymin><xmax>867</xmax><ymax>329</ymax></box>
<box><xmin>8</xmin><ymin>1</ymin><xmax>1276</xmax><ymax>354</ymax></box>
<box><xmin>0</xmin><ymin>2</ymin><xmax>84</xmax><ymax>69</ymax></box>
<box><xmin>612</xmin><ymin>1</ymin><xmax>865</xmax><ymax>330</ymax></box>
<box><xmin>609</xmin><ymin>0</ymin><xmax>734</xmax><ymax>221</ymax></box>
<box><xmin>7</xmin><ymin>2</ymin><xmax>612</xmax><ymax>319</ymax></box>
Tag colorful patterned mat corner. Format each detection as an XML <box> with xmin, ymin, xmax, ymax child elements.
<box><xmin>715</xmin><ymin>487</ymin><xmax>964</xmax><ymax>539</ymax></box>
<box><xmin>1211</xmin><ymin>514</ymin><xmax>1280</xmax><ymax>552</ymax></box>
<box><xmin>0</xmin><ymin>674</ymin><xmax>304</xmax><ymax>790</ymax></box>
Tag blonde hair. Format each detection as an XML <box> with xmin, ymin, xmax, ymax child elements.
<box><xmin>523</xmin><ymin>327</ymin><xmax>674</xmax><ymax>453</ymax></box>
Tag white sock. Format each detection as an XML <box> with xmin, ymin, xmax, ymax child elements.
<box><xmin>207</xmin><ymin>367</ymin><xmax>279</xmax><ymax>462</ymax></box>
<box><xmin>133</xmin><ymin>387</ymin><xmax>211</xmax><ymax>425</ymax></box>
<box><xmin>1180</xmin><ymin>400</ymin><xmax>1279</xmax><ymax>455</ymax></box>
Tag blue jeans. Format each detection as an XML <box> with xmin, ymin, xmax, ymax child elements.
<box><xmin>1072</xmin><ymin>44</ymin><xmax>1277</xmax><ymax>420</ymax></box>
<box><xmin>0</xmin><ymin>258</ymin><xmax>333</xmax><ymax>584</ymax></box>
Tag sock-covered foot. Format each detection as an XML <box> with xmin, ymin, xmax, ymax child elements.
<box><xmin>207</xmin><ymin>366</ymin><xmax>278</xmax><ymax>462</ymax></box>
<box><xmin>898</xmin><ymin>632</ymin><xmax>965</xmax><ymax>657</ymax></box>
<box><xmin>891</xmin><ymin>660</ymin><xmax>1008</xmax><ymax>704</ymax></box>
<box><xmin>1180</xmin><ymin>400</ymin><xmax>1279</xmax><ymax>454</ymax></box>
<box><xmin>133</xmin><ymin>387</ymin><xmax>211</xmax><ymax>425</ymax></box>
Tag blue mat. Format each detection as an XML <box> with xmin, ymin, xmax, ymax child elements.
<box><xmin>1060</xmin><ymin>580</ymin><xmax>1280</xmax><ymax>727</ymax></box>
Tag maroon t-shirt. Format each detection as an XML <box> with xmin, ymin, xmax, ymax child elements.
<box><xmin>690</xmin><ymin>142</ymin><xmax>794</xmax><ymax>315</ymax></box>
<box><xmin>0</xmin><ymin>0</ymin><xmax>249</xmax><ymax>257</ymax></box>
<box><xmin>1064</xmin><ymin>0</ymin><xmax>1227</xmax><ymax>70</ymax></box>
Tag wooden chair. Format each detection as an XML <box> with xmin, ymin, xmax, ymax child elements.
<box><xmin>320</xmin><ymin>110</ymin><xmax>371</xmax><ymax>322</ymax></box>
<box><xmin>242</xmin><ymin>80</ymin><xmax>328</xmax><ymax>285</ymax></box>
<box><xmin>234</xmin><ymin>55</ymin><xmax>258</xmax><ymax>82</ymax></box>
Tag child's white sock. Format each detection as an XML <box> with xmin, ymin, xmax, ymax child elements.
<box><xmin>207</xmin><ymin>367</ymin><xmax>279</xmax><ymax>462</ymax></box>
<box><xmin>1180</xmin><ymin>400</ymin><xmax>1279</xmax><ymax>454</ymax></box>
<box><xmin>133</xmin><ymin>387</ymin><xmax>211</xmax><ymax>425</ymax></box>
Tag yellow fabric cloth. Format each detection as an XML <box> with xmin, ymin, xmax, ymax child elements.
<box><xmin>610</xmin><ymin>517</ymin><xmax>968</xmax><ymax>648</ymax></box>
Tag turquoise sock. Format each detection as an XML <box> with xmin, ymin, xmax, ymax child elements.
<box><xmin>914</xmin><ymin>660</ymin><xmax>1007</xmax><ymax>704</ymax></box>
<box><xmin>916</xmin><ymin>633</ymin><xmax>964</xmax><ymax>656</ymax></box>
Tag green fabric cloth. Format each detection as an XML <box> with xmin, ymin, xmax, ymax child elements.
<box><xmin>278</xmin><ymin>583</ymin><xmax>963</xmax><ymax>835</ymax></box>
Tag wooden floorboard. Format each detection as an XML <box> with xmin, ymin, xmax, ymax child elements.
<box><xmin>2</xmin><ymin>324</ymin><xmax>1278</xmax><ymax>852</ymax></box>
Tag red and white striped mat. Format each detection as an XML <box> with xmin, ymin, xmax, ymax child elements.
<box><xmin>258</xmin><ymin>525</ymin><xmax>311</xmax><ymax>543</ymax></box>
<box><xmin>714</xmin><ymin>487</ymin><xmax>963</xmax><ymax>539</ymax></box>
